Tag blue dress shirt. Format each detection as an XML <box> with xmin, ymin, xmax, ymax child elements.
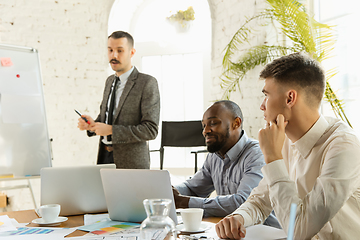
<box><xmin>175</xmin><ymin>130</ymin><xmax>280</xmax><ymax>227</ymax></box>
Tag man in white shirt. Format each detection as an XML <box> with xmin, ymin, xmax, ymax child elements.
<box><xmin>215</xmin><ymin>52</ymin><xmax>360</xmax><ymax>239</ymax></box>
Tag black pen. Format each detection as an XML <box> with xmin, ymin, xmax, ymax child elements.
<box><xmin>74</xmin><ymin>109</ymin><xmax>90</xmax><ymax>124</ymax></box>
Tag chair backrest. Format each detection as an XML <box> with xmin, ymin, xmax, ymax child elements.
<box><xmin>161</xmin><ymin>121</ymin><xmax>205</xmax><ymax>147</ymax></box>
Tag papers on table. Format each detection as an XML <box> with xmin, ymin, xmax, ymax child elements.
<box><xmin>0</xmin><ymin>227</ymin><xmax>76</xmax><ymax>239</ymax></box>
<box><xmin>1</xmin><ymin>213</ymin><xmax>288</xmax><ymax>240</ymax></box>
<box><xmin>76</xmin><ymin>216</ymin><xmax>173</xmax><ymax>240</ymax></box>
<box><xmin>243</xmin><ymin>225</ymin><xmax>287</xmax><ymax>240</ymax></box>
<box><xmin>78</xmin><ymin>219</ymin><xmax>140</xmax><ymax>235</ymax></box>
<box><xmin>182</xmin><ymin>222</ymin><xmax>287</xmax><ymax>240</ymax></box>
<box><xmin>68</xmin><ymin>236</ymin><xmax>139</xmax><ymax>240</ymax></box>
<box><xmin>76</xmin><ymin>220</ymin><xmax>286</xmax><ymax>240</ymax></box>
<box><xmin>0</xmin><ymin>215</ymin><xmax>17</xmax><ymax>232</ymax></box>
<box><xmin>84</xmin><ymin>213</ymin><xmax>110</xmax><ymax>226</ymax></box>
<box><xmin>0</xmin><ymin>215</ymin><xmax>76</xmax><ymax>239</ymax></box>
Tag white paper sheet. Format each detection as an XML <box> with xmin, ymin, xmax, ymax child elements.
<box><xmin>190</xmin><ymin>223</ymin><xmax>287</xmax><ymax>240</ymax></box>
<box><xmin>0</xmin><ymin>215</ymin><xmax>17</xmax><ymax>232</ymax></box>
<box><xmin>83</xmin><ymin>213</ymin><xmax>110</xmax><ymax>226</ymax></box>
<box><xmin>243</xmin><ymin>225</ymin><xmax>287</xmax><ymax>240</ymax></box>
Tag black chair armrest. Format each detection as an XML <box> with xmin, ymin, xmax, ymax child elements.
<box><xmin>190</xmin><ymin>149</ymin><xmax>208</xmax><ymax>173</ymax></box>
<box><xmin>190</xmin><ymin>149</ymin><xmax>208</xmax><ymax>154</ymax></box>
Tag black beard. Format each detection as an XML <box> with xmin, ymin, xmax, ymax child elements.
<box><xmin>207</xmin><ymin>141</ymin><xmax>224</xmax><ymax>153</ymax></box>
<box><xmin>206</xmin><ymin>128</ymin><xmax>230</xmax><ymax>153</ymax></box>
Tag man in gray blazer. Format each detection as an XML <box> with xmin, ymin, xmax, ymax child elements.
<box><xmin>78</xmin><ymin>31</ymin><xmax>160</xmax><ymax>169</ymax></box>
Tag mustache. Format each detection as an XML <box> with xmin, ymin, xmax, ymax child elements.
<box><xmin>205</xmin><ymin>133</ymin><xmax>216</xmax><ymax>138</ymax></box>
<box><xmin>110</xmin><ymin>59</ymin><xmax>120</xmax><ymax>64</ymax></box>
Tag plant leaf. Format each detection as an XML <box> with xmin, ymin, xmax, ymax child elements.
<box><xmin>220</xmin><ymin>0</ymin><xmax>350</xmax><ymax>126</ymax></box>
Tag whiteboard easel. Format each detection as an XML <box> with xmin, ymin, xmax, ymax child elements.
<box><xmin>0</xmin><ymin>44</ymin><xmax>52</xmax><ymax>177</ymax></box>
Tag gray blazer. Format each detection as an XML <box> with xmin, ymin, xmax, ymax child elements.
<box><xmin>91</xmin><ymin>67</ymin><xmax>160</xmax><ymax>169</ymax></box>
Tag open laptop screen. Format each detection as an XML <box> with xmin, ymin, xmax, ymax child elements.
<box><xmin>100</xmin><ymin>169</ymin><xmax>178</xmax><ymax>224</ymax></box>
<box><xmin>41</xmin><ymin>164</ymin><xmax>116</xmax><ymax>216</ymax></box>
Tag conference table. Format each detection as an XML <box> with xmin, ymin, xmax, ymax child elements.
<box><xmin>0</xmin><ymin>209</ymin><xmax>221</xmax><ymax>238</ymax></box>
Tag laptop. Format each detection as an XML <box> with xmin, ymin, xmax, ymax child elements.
<box><xmin>100</xmin><ymin>169</ymin><xmax>178</xmax><ymax>224</ymax></box>
<box><xmin>40</xmin><ymin>164</ymin><xmax>116</xmax><ymax>216</ymax></box>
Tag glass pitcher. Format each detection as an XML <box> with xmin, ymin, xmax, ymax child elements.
<box><xmin>140</xmin><ymin>198</ymin><xmax>176</xmax><ymax>240</ymax></box>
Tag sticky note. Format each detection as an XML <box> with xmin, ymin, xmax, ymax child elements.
<box><xmin>1</xmin><ymin>57</ymin><xmax>13</xmax><ymax>66</ymax></box>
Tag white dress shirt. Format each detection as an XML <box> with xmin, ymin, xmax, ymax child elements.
<box><xmin>102</xmin><ymin>66</ymin><xmax>134</xmax><ymax>145</ymax></box>
<box><xmin>233</xmin><ymin>115</ymin><xmax>360</xmax><ymax>239</ymax></box>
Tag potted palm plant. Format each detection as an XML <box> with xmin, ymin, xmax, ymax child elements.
<box><xmin>221</xmin><ymin>0</ymin><xmax>351</xmax><ymax>126</ymax></box>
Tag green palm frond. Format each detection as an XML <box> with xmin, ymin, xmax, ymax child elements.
<box><xmin>220</xmin><ymin>0</ymin><xmax>350</xmax><ymax>126</ymax></box>
<box><xmin>267</xmin><ymin>0</ymin><xmax>335</xmax><ymax>60</ymax></box>
<box><xmin>222</xmin><ymin>10</ymin><xmax>275</xmax><ymax>71</ymax></box>
<box><xmin>314</xmin><ymin>22</ymin><xmax>336</xmax><ymax>61</ymax></box>
<box><xmin>221</xmin><ymin>45</ymin><xmax>301</xmax><ymax>99</ymax></box>
<box><xmin>267</xmin><ymin>0</ymin><xmax>317</xmax><ymax>55</ymax></box>
<box><xmin>324</xmin><ymin>69</ymin><xmax>352</xmax><ymax>127</ymax></box>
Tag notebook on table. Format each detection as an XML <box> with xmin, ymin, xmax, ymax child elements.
<box><xmin>40</xmin><ymin>164</ymin><xmax>116</xmax><ymax>216</ymax></box>
<box><xmin>100</xmin><ymin>169</ymin><xmax>178</xmax><ymax>224</ymax></box>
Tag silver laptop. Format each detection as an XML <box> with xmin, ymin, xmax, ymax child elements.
<box><xmin>40</xmin><ymin>164</ymin><xmax>116</xmax><ymax>216</ymax></box>
<box><xmin>100</xmin><ymin>169</ymin><xmax>178</xmax><ymax>224</ymax></box>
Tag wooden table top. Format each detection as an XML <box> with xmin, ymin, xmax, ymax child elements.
<box><xmin>0</xmin><ymin>209</ymin><xmax>221</xmax><ymax>238</ymax></box>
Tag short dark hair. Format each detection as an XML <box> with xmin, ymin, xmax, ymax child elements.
<box><xmin>108</xmin><ymin>31</ymin><xmax>134</xmax><ymax>48</ymax></box>
<box><xmin>260</xmin><ymin>52</ymin><xmax>325</xmax><ymax>106</ymax></box>
<box><xmin>214</xmin><ymin>100</ymin><xmax>243</xmax><ymax>130</ymax></box>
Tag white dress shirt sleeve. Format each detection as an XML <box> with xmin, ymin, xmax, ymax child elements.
<box><xmin>233</xmin><ymin>137</ymin><xmax>360</xmax><ymax>239</ymax></box>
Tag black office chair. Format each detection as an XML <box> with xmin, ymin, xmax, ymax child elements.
<box><xmin>151</xmin><ymin>121</ymin><xmax>208</xmax><ymax>173</ymax></box>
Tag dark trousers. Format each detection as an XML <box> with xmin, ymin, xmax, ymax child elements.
<box><xmin>98</xmin><ymin>144</ymin><xmax>114</xmax><ymax>165</ymax></box>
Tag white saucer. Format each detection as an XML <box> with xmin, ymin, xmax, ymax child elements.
<box><xmin>176</xmin><ymin>222</ymin><xmax>211</xmax><ymax>233</ymax></box>
<box><xmin>32</xmin><ymin>216</ymin><xmax>68</xmax><ymax>226</ymax></box>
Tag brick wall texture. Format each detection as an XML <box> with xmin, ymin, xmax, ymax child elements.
<box><xmin>0</xmin><ymin>0</ymin><xmax>272</xmax><ymax>210</ymax></box>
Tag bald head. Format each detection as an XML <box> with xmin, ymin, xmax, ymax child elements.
<box><xmin>210</xmin><ymin>100</ymin><xmax>243</xmax><ymax>130</ymax></box>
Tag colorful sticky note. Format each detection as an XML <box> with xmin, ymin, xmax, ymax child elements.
<box><xmin>0</xmin><ymin>57</ymin><xmax>13</xmax><ymax>66</ymax></box>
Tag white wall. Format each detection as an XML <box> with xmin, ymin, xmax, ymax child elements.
<box><xmin>208</xmin><ymin>0</ymin><xmax>269</xmax><ymax>137</ymax></box>
<box><xmin>0</xmin><ymin>0</ymin><xmax>270</xmax><ymax>210</ymax></box>
<box><xmin>0</xmin><ymin>0</ymin><xmax>113</xmax><ymax>168</ymax></box>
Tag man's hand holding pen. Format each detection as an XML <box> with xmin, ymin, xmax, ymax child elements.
<box><xmin>77</xmin><ymin>114</ymin><xmax>95</xmax><ymax>131</ymax></box>
<box><xmin>77</xmin><ymin>115</ymin><xmax>112</xmax><ymax>136</ymax></box>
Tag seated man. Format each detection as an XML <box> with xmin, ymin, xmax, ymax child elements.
<box><xmin>173</xmin><ymin>100</ymin><xmax>279</xmax><ymax>227</ymax></box>
<box><xmin>216</xmin><ymin>52</ymin><xmax>360</xmax><ymax>239</ymax></box>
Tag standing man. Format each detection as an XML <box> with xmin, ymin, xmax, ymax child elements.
<box><xmin>173</xmin><ymin>100</ymin><xmax>279</xmax><ymax>227</ymax></box>
<box><xmin>78</xmin><ymin>31</ymin><xmax>160</xmax><ymax>169</ymax></box>
<box><xmin>216</xmin><ymin>52</ymin><xmax>360</xmax><ymax>239</ymax></box>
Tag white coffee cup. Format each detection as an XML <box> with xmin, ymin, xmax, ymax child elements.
<box><xmin>180</xmin><ymin>208</ymin><xmax>204</xmax><ymax>232</ymax></box>
<box><xmin>39</xmin><ymin>204</ymin><xmax>61</xmax><ymax>223</ymax></box>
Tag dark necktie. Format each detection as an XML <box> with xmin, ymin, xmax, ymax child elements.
<box><xmin>107</xmin><ymin>76</ymin><xmax>120</xmax><ymax>141</ymax></box>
